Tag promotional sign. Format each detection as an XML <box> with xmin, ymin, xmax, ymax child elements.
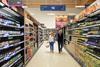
<box><xmin>40</xmin><ymin>5</ymin><xmax>66</xmax><ymax>11</ymax></box>
<box><xmin>55</xmin><ymin>15</ymin><xmax>67</xmax><ymax>30</ymax></box>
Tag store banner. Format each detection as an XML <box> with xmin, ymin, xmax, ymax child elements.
<box><xmin>40</xmin><ymin>5</ymin><xmax>66</xmax><ymax>11</ymax></box>
<box><xmin>55</xmin><ymin>15</ymin><xmax>67</xmax><ymax>30</ymax></box>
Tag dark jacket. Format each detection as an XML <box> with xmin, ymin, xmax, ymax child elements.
<box><xmin>57</xmin><ymin>33</ymin><xmax>63</xmax><ymax>43</ymax></box>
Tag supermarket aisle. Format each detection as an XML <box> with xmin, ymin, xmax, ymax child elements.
<box><xmin>26</xmin><ymin>41</ymin><xmax>80</xmax><ymax>67</ymax></box>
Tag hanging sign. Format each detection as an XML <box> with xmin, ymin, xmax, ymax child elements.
<box><xmin>40</xmin><ymin>5</ymin><xmax>66</xmax><ymax>11</ymax></box>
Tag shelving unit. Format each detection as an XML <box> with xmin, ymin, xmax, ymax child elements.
<box><xmin>24</xmin><ymin>11</ymin><xmax>39</xmax><ymax>65</ymax></box>
<box><xmin>38</xmin><ymin>24</ymin><xmax>44</xmax><ymax>47</ymax></box>
<box><xmin>64</xmin><ymin>1</ymin><xmax>100</xmax><ymax>67</ymax></box>
<box><xmin>0</xmin><ymin>2</ymin><xmax>24</xmax><ymax>67</ymax></box>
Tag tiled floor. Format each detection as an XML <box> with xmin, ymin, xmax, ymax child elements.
<box><xmin>26</xmin><ymin>41</ymin><xmax>81</xmax><ymax>67</ymax></box>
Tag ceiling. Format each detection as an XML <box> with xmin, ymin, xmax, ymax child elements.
<box><xmin>23</xmin><ymin>0</ymin><xmax>95</xmax><ymax>8</ymax></box>
<box><xmin>23</xmin><ymin>0</ymin><xmax>95</xmax><ymax>28</ymax></box>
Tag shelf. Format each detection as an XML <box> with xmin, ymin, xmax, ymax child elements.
<box><xmin>88</xmin><ymin>45</ymin><xmax>100</xmax><ymax>49</ymax></box>
<box><xmin>70</xmin><ymin>34</ymin><xmax>100</xmax><ymax>38</ymax></box>
<box><xmin>0</xmin><ymin>35</ymin><xmax>24</xmax><ymax>37</ymax></box>
<box><xmin>86</xmin><ymin>35</ymin><xmax>100</xmax><ymax>37</ymax></box>
<box><xmin>1</xmin><ymin>15</ymin><xmax>20</xmax><ymax>24</ymax></box>
<box><xmin>69</xmin><ymin>35</ymin><xmax>84</xmax><ymax>37</ymax></box>
<box><xmin>88</xmin><ymin>9</ymin><xmax>100</xmax><ymax>17</ymax></box>
<box><xmin>0</xmin><ymin>6</ymin><xmax>23</xmax><ymax>23</ymax></box>
<box><xmin>78</xmin><ymin>42</ymin><xmax>100</xmax><ymax>50</ymax></box>
<box><xmin>68</xmin><ymin>23</ymin><xmax>100</xmax><ymax>31</ymax></box>
<box><xmin>78</xmin><ymin>17</ymin><xmax>87</xmax><ymax>22</ymax></box>
<box><xmin>87</xmin><ymin>51</ymin><xmax>100</xmax><ymax>60</ymax></box>
<box><xmin>2</xmin><ymin>7</ymin><xmax>20</xmax><ymax>17</ymax></box>
<box><xmin>82</xmin><ymin>24</ymin><xmax>100</xmax><ymax>29</ymax></box>
<box><xmin>0</xmin><ymin>35</ymin><xmax>24</xmax><ymax>42</ymax></box>
<box><xmin>77</xmin><ymin>9</ymin><xmax>100</xmax><ymax>23</ymax></box>
<box><xmin>18</xmin><ymin>62</ymin><xmax>23</xmax><ymax>67</ymax></box>
<box><xmin>0</xmin><ymin>27</ymin><xmax>21</xmax><ymax>31</ymax></box>
<box><xmin>8</xmin><ymin>56</ymin><xmax>22</xmax><ymax>67</ymax></box>
<box><xmin>0</xmin><ymin>41</ymin><xmax>24</xmax><ymax>53</ymax></box>
<box><xmin>0</xmin><ymin>48</ymin><xmax>24</xmax><ymax>66</ymax></box>
<box><xmin>0</xmin><ymin>23</ymin><xmax>24</xmax><ymax>29</ymax></box>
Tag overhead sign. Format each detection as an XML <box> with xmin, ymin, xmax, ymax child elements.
<box><xmin>40</xmin><ymin>5</ymin><xmax>66</xmax><ymax>11</ymax></box>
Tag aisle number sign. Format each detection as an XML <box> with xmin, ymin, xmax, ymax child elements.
<box><xmin>55</xmin><ymin>15</ymin><xmax>67</xmax><ymax>30</ymax></box>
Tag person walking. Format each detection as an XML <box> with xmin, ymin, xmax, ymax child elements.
<box><xmin>57</xmin><ymin>30</ymin><xmax>64</xmax><ymax>53</ymax></box>
<box><xmin>48</xmin><ymin>32</ymin><xmax>55</xmax><ymax>53</ymax></box>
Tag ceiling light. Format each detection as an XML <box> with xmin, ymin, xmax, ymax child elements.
<box><xmin>47</xmin><ymin>13</ymin><xmax>55</xmax><ymax>15</ymax></box>
<box><xmin>75</xmin><ymin>6</ymin><xmax>85</xmax><ymax>8</ymax></box>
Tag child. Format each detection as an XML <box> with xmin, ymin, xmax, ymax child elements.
<box><xmin>48</xmin><ymin>32</ymin><xmax>55</xmax><ymax>53</ymax></box>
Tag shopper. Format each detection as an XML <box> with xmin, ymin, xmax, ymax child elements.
<box><xmin>48</xmin><ymin>32</ymin><xmax>55</xmax><ymax>53</ymax></box>
<box><xmin>57</xmin><ymin>30</ymin><xmax>64</xmax><ymax>53</ymax></box>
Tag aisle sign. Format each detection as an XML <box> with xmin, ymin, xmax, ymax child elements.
<box><xmin>40</xmin><ymin>5</ymin><xmax>66</xmax><ymax>11</ymax></box>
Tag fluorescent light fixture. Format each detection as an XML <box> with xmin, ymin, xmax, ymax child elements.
<box><xmin>75</xmin><ymin>5</ymin><xmax>85</xmax><ymax>8</ymax></box>
<box><xmin>67</xmin><ymin>13</ymin><xmax>76</xmax><ymax>15</ymax></box>
<box><xmin>47</xmin><ymin>13</ymin><xmax>55</xmax><ymax>15</ymax></box>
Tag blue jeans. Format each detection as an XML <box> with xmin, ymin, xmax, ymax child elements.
<box><xmin>49</xmin><ymin>42</ymin><xmax>54</xmax><ymax>51</ymax></box>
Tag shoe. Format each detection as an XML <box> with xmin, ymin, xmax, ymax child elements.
<box><xmin>59</xmin><ymin>51</ymin><xmax>61</xmax><ymax>53</ymax></box>
<box><xmin>60</xmin><ymin>50</ymin><xmax>62</xmax><ymax>52</ymax></box>
<box><xmin>51</xmin><ymin>50</ymin><xmax>54</xmax><ymax>53</ymax></box>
